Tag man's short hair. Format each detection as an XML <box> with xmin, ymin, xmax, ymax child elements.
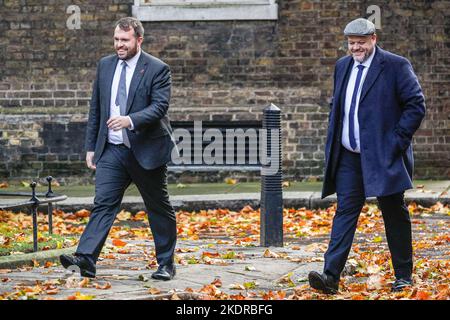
<box><xmin>115</xmin><ymin>17</ymin><xmax>144</xmax><ymax>38</ymax></box>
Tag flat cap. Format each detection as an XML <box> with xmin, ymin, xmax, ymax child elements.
<box><xmin>344</xmin><ymin>18</ymin><xmax>376</xmax><ymax>36</ymax></box>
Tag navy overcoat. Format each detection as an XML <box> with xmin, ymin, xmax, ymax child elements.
<box><xmin>322</xmin><ymin>46</ymin><xmax>426</xmax><ymax>198</ymax></box>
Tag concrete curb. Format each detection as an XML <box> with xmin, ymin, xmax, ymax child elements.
<box><xmin>0</xmin><ymin>247</ymin><xmax>76</xmax><ymax>269</ymax></box>
<box><xmin>46</xmin><ymin>192</ymin><xmax>449</xmax><ymax>212</ymax></box>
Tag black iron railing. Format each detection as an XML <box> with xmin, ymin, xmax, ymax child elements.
<box><xmin>0</xmin><ymin>176</ymin><xmax>68</xmax><ymax>252</ymax></box>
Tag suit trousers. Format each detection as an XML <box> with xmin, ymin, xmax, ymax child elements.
<box><xmin>76</xmin><ymin>143</ymin><xmax>177</xmax><ymax>266</ymax></box>
<box><xmin>323</xmin><ymin>147</ymin><xmax>413</xmax><ymax>281</ymax></box>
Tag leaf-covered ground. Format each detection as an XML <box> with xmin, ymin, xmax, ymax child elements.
<box><xmin>0</xmin><ymin>202</ymin><xmax>449</xmax><ymax>300</ymax></box>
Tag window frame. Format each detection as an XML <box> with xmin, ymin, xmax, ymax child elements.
<box><xmin>132</xmin><ymin>0</ymin><xmax>278</xmax><ymax>21</ymax></box>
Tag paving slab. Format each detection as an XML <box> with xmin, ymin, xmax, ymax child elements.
<box><xmin>0</xmin><ymin>239</ymin><xmax>322</xmax><ymax>300</ymax></box>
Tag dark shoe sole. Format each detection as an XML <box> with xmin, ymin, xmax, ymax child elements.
<box><xmin>392</xmin><ymin>284</ymin><xmax>412</xmax><ymax>292</ymax></box>
<box><xmin>308</xmin><ymin>272</ymin><xmax>338</xmax><ymax>294</ymax></box>
<box><xmin>60</xmin><ymin>255</ymin><xmax>96</xmax><ymax>278</ymax></box>
<box><xmin>151</xmin><ymin>267</ymin><xmax>176</xmax><ymax>281</ymax></box>
<box><xmin>151</xmin><ymin>272</ymin><xmax>176</xmax><ymax>281</ymax></box>
<box><xmin>151</xmin><ymin>274</ymin><xmax>172</xmax><ymax>281</ymax></box>
<box><xmin>80</xmin><ymin>269</ymin><xmax>96</xmax><ymax>278</ymax></box>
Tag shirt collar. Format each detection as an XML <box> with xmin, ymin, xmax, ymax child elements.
<box><xmin>353</xmin><ymin>46</ymin><xmax>376</xmax><ymax>70</ymax></box>
<box><xmin>122</xmin><ymin>48</ymin><xmax>141</xmax><ymax>69</ymax></box>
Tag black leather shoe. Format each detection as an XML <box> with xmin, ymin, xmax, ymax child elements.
<box><xmin>392</xmin><ymin>278</ymin><xmax>413</xmax><ymax>292</ymax></box>
<box><xmin>308</xmin><ymin>271</ymin><xmax>339</xmax><ymax>294</ymax></box>
<box><xmin>151</xmin><ymin>264</ymin><xmax>176</xmax><ymax>281</ymax></box>
<box><xmin>60</xmin><ymin>254</ymin><xmax>96</xmax><ymax>278</ymax></box>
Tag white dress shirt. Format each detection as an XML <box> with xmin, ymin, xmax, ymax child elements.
<box><xmin>341</xmin><ymin>47</ymin><xmax>376</xmax><ymax>153</ymax></box>
<box><xmin>108</xmin><ymin>49</ymin><xmax>141</xmax><ymax>145</ymax></box>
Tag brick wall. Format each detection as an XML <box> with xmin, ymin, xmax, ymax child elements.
<box><xmin>0</xmin><ymin>0</ymin><xmax>448</xmax><ymax>184</ymax></box>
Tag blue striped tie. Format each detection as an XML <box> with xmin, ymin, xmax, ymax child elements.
<box><xmin>349</xmin><ymin>64</ymin><xmax>365</xmax><ymax>150</ymax></box>
<box><xmin>115</xmin><ymin>61</ymin><xmax>130</xmax><ymax>147</ymax></box>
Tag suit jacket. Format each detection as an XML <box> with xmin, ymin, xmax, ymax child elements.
<box><xmin>322</xmin><ymin>46</ymin><xmax>426</xmax><ymax>198</ymax></box>
<box><xmin>85</xmin><ymin>50</ymin><xmax>176</xmax><ymax>170</ymax></box>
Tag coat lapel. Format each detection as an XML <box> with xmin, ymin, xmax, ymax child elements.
<box><xmin>104</xmin><ymin>56</ymin><xmax>118</xmax><ymax>118</ymax></box>
<box><xmin>126</xmin><ymin>52</ymin><xmax>148</xmax><ymax>114</ymax></box>
<box><xmin>359</xmin><ymin>46</ymin><xmax>384</xmax><ymax>103</ymax></box>
<box><xmin>334</xmin><ymin>56</ymin><xmax>354</xmax><ymax>112</ymax></box>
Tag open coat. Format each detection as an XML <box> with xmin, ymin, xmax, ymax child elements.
<box><xmin>85</xmin><ymin>51</ymin><xmax>175</xmax><ymax>170</ymax></box>
<box><xmin>322</xmin><ymin>46</ymin><xmax>426</xmax><ymax>198</ymax></box>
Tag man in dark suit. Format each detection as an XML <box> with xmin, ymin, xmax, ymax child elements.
<box><xmin>60</xmin><ymin>17</ymin><xmax>177</xmax><ymax>281</ymax></box>
<box><xmin>308</xmin><ymin>18</ymin><xmax>426</xmax><ymax>293</ymax></box>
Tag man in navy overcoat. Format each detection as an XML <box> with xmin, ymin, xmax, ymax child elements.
<box><xmin>308</xmin><ymin>18</ymin><xmax>426</xmax><ymax>293</ymax></box>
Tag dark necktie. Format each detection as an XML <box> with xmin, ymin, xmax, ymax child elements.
<box><xmin>348</xmin><ymin>64</ymin><xmax>365</xmax><ymax>150</ymax></box>
<box><xmin>115</xmin><ymin>61</ymin><xmax>131</xmax><ymax>148</ymax></box>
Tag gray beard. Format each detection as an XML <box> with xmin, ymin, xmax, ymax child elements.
<box><xmin>353</xmin><ymin>47</ymin><xmax>374</xmax><ymax>63</ymax></box>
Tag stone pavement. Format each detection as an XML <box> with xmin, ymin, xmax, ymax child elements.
<box><xmin>0</xmin><ymin>180</ymin><xmax>448</xmax><ymax>300</ymax></box>
<box><xmin>0</xmin><ymin>239</ymin><xmax>323</xmax><ymax>300</ymax></box>
<box><xmin>1</xmin><ymin>211</ymin><xmax>449</xmax><ymax>300</ymax></box>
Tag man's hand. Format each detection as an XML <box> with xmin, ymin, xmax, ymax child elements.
<box><xmin>86</xmin><ymin>151</ymin><xmax>96</xmax><ymax>170</ymax></box>
<box><xmin>107</xmin><ymin>116</ymin><xmax>131</xmax><ymax>131</ymax></box>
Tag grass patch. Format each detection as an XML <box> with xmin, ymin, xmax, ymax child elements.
<box><xmin>0</xmin><ymin>225</ymin><xmax>72</xmax><ymax>256</ymax></box>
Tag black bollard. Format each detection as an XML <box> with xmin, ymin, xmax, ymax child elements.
<box><xmin>260</xmin><ymin>103</ymin><xmax>283</xmax><ymax>247</ymax></box>
<box><xmin>30</xmin><ymin>181</ymin><xmax>39</xmax><ymax>252</ymax></box>
<box><xmin>46</xmin><ymin>176</ymin><xmax>54</xmax><ymax>235</ymax></box>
